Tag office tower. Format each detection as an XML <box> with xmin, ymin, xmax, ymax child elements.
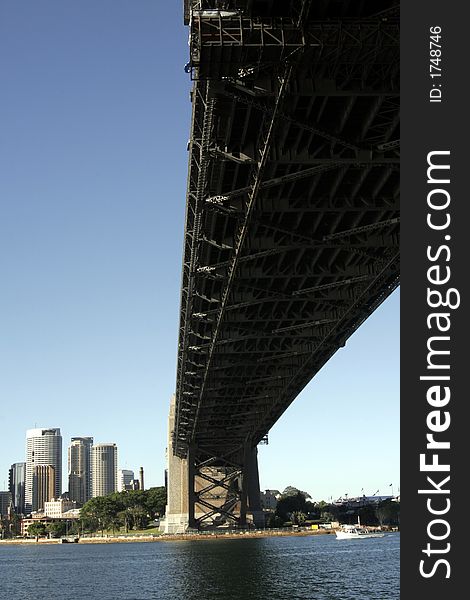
<box><xmin>91</xmin><ymin>443</ymin><xmax>117</xmax><ymax>497</ymax></box>
<box><xmin>32</xmin><ymin>465</ymin><xmax>55</xmax><ymax>511</ymax></box>
<box><xmin>117</xmin><ymin>469</ymin><xmax>134</xmax><ymax>492</ymax></box>
<box><xmin>25</xmin><ymin>428</ymin><xmax>62</xmax><ymax>514</ymax></box>
<box><xmin>68</xmin><ymin>437</ymin><xmax>93</xmax><ymax>506</ymax></box>
<box><xmin>139</xmin><ymin>466</ymin><xmax>144</xmax><ymax>491</ymax></box>
<box><xmin>9</xmin><ymin>462</ymin><xmax>26</xmax><ymax>514</ymax></box>
<box><xmin>0</xmin><ymin>491</ymin><xmax>12</xmax><ymax>518</ymax></box>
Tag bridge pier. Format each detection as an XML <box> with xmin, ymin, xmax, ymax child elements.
<box><xmin>161</xmin><ymin>396</ymin><xmax>264</xmax><ymax>532</ymax></box>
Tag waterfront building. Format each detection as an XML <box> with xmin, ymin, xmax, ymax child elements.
<box><xmin>139</xmin><ymin>466</ymin><xmax>144</xmax><ymax>491</ymax></box>
<box><xmin>91</xmin><ymin>443</ymin><xmax>117</xmax><ymax>497</ymax></box>
<box><xmin>68</xmin><ymin>437</ymin><xmax>93</xmax><ymax>505</ymax></box>
<box><xmin>117</xmin><ymin>469</ymin><xmax>134</xmax><ymax>492</ymax></box>
<box><xmin>44</xmin><ymin>498</ymin><xmax>77</xmax><ymax>519</ymax></box>
<box><xmin>20</xmin><ymin>515</ymin><xmax>52</xmax><ymax>536</ymax></box>
<box><xmin>332</xmin><ymin>495</ymin><xmax>395</xmax><ymax>506</ymax></box>
<box><xmin>25</xmin><ymin>428</ymin><xmax>62</xmax><ymax>514</ymax></box>
<box><xmin>9</xmin><ymin>462</ymin><xmax>26</xmax><ymax>514</ymax></box>
<box><xmin>32</xmin><ymin>465</ymin><xmax>55</xmax><ymax>511</ymax></box>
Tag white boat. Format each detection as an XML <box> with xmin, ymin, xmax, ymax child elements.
<box><xmin>335</xmin><ymin>519</ymin><xmax>385</xmax><ymax>540</ymax></box>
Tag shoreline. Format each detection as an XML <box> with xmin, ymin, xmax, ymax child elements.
<box><xmin>0</xmin><ymin>529</ymin><xmax>337</xmax><ymax>545</ymax></box>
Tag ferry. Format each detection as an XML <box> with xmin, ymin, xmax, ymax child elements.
<box><xmin>335</xmin><ymin>518</ymin><xmax>385</xmax><ymax>540</ymax></box>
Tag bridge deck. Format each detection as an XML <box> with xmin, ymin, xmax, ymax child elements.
<box><xmin>174</xmin><ymin>0</ymin><xmax>399</xmax><ymax>461</ymax></box>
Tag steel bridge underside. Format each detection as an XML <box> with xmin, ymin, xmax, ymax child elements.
<box><xmin>172</xmin><ymin>0</ymin><xmax>399</xmax><ymax>527</ymax></box>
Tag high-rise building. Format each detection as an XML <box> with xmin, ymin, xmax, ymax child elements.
<box><xmin>0</xmin><ymin>491</ymin><xmax>12</xmax><ymax>518</ymax></box>
<box><xmin>9</xmin><ymin>462</ymin><xmax>26</xmax><ymax>514</ymax></box>
<box><xmin>117</xmin><ymin>469</ymin><xmax>134</xmax><ymax>492</ymax></box>
<box><xmin>25</xmin><ymin>428</ymin><xmax>62</xmax><ymax>514</ymax></box>
<box><xmin>68</xmin><ymin>437</ymin><xmax>93</xmax><ymax>506</ymax></box>
<box><xmin>91</xmin><ymin>444</ymin><xmax>117</xmax><ymax>497</ymax></box>
<box><xmin>32</xmin><ymin>465</ymin><xmax>55</xmax><ymax>512</ymax></box>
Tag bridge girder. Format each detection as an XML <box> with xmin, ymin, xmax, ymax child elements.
<box><xmin>172</xmin><ymin>0</ymin><xmax>399</xmax><ymax>528</ymax></box>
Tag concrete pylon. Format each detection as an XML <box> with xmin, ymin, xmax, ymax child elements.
<box><xmin>161</xmin><ymin>395</ymin><xmax>189</xmax><ymax>533</ymax></box>
<box><xmin>161</xmin><ymin>395</ymin><xmax>265</xmax><ymax>532</ymax></box>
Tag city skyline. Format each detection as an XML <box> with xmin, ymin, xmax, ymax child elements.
<box><xmin>0</xmin><ymin>1</ymin><xmax>399</xmax><ymax>503</ymax></box>
<box><xmin>2</xmin><ymin>430</ymin><xmax>144</xmax><ymax>502</ymax></box>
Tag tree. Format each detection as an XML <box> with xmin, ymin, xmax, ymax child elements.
<box><xmin>282</xmin><ymin>486</ymin><xmax>312</xmax><ymax>499</ymax></box>
<box><xmin>291</xmin><ymin>511</ymin><xmax>307</xmax><ymax>526</ymax></box>
<box><xmin>145</xmin><ymin>487</ymin><xmax>167</xmax><ymax>518</ymax></box>
<box><xmin>275</xmin><ymin>492</ymin><xmax>308</xmax><ymax>523</ymax></box>
<box><xmin>80</xmin><ymin>496</ymin><xmax>117</xmax><ymax>535</ymax></box>
<box><xmin>46</xmin><ymin>521</ymin><xmax>67</xmax><ymax>538</ymax></box>
<box><xmin>79</xmin><ymin>487</ymin><xmax>167</xmax><ymax>534</ymax></box>
<box><xmin>28</xmin><ymin>522</ymin><xmax>47</xmax><ymax>539</ymax></box>
<box><xmin>265</xmin><ymin>514</ymin><xmax>283</xmax><ymax>528</ymax></box>
<box><xmin>375</xmin><ymin>500</ymin><xmax>400</xmax><ymax>527</ymax></box>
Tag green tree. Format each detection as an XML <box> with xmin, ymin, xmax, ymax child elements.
<box><xmin>265</xmin><ymin>514</ymin><xmax>283</xmax><ymax>528</ymax></box>
<box><xmin>291</xmin><ymin>511</ymin><xmax>307</xmax><ymax>526</ymax></box>
<box><xmin>375</xmin><ymin>500</ymin><xmax>400</xmax><ymax>527</ymax></box>
<box><xmin>46</xmin><ymin>521</ymin><xmax>67</xmax><ymax>538</ymax></box>
<box><xmin>119</xmin><ymin>490</ymin><xmax>147</xmax><ymax>530</ymax></box>
<box><xmin>79</xmin><ymin>486</ymin><xmax>167</xmax><ymax>534</ymax></box>
<box><xmin>275</xmin><ymin>491</ymin><xmax>308</xmax><ymax>523</ymax></box>
<box><xmin>28</xmin><ymin>522</ymin><xmax>47</xmax><ymax>539</ymax></box>
<box><xmin>145</xmin><ymin>487</ymin><xmax>167</xmax><ymax>518</ymax></box>
<box><xmin>282</xmin><ymin>486</ymin><xmax>311</xmax><ymax>499</ymax></box>
<box><xmin>80</xmin><ymin>496</ymin><xmax>117</xmax><ymax>535</ymax></box>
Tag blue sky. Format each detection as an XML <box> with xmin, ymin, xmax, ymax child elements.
<box><xmin>0</xmin><ymin>1</ymin><xmax>399</xmax><ymax>501</ymax></box>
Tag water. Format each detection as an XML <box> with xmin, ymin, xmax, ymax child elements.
<box><xmin>0</xmin><ymin>533</ymin><xmax>399</xmax><ymax>599</ymax></box>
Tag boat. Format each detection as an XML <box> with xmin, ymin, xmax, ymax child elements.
<box><xmin>335</xmin><ymin>518</ymin><xmax>385</xmax><ymax>540</ymax></box>
<box><xmin>59</xmin><ymin>537</ymin><xmax>79</xmax><ymax>543</ymax></box>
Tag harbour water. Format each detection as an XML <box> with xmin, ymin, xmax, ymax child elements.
<box><xmin>0</xmin><ymin>533</ymin><xmax>399</xmax><ymax>599</ymax></box>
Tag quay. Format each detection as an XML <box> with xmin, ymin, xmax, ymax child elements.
<box><xmin>0</xmin><ymin>528</ymin><xmax>338</xmax><ymax>545</ymax></box>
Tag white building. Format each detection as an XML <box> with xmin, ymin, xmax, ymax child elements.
<box><xmin>117</xmin><ymin>469</ymin><xmax>134</xmax><ymax>492</ymax></box>
<box><xmin>44</xmin><ymin>498</ymin><xmax>77</xmax><ymax>519</ymax></box>
<box><xmin>92</xmin><ymin>443</ymin><xmax>118</xmax><ymax>497</ymax></box>
<box><xmin>25</xmin><ymin>428</ymin><xmax>62</xmax><ymax>514</ymax></box>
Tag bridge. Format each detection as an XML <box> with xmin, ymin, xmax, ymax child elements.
<box><xmin>163</xmin><ymin>0</ymin><xmax>399</xmax><ymax>533</ymax></box>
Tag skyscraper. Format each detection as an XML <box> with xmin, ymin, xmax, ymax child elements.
<box><xmin>117</xmin><ymin>469</ymin><xmax>134</xmax><ymax>492</ymax></box>
<box><xmin>68</xmin><ymin>437</ymin><xmax>93</xmax><ymax>506</ymax></box>
<box><xmin>25</xmin><ymin>428</ymin><xmax>62</xmax><ymax>514</ymax></box>
<box><xmin>9</xmin><ymin>462</ymin><xmax>26</xmax><ymax>514</ymax></box>
<box><xmin>32</xmin><ymin>465</ymin><xmax>55</xmax><ymax>512</ymax></box>
<box><xmin>91</xmin><ymin>443</ymin><xmax>117</xmax><ymax>497</ymax></box>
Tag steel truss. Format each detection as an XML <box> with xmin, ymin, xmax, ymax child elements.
<box><xmin>187</xmin><ymin>445</ymin><xmax>261</xmax><ymax>528</ymax></box>
<box><xmin>173</xmin><ymin>0</ymin><xmax>400</xmax><ymax>527</ymax></box>
<box><xmin>189</xmin><ymin>14</ymin><xmax>398</xmax><ymax>82</ymax></box>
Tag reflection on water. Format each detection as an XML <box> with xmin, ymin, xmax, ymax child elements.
<box><xmin>0</xmin><ymin>533</ymin><xmax>399</xmax><ymax>599</ymax></box>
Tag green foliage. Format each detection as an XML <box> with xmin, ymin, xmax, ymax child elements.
<box><xmin>27</xmin><ymin>522</ymin><xmax>47</xmax><ymax>538</ymax></box>
<box><xmin>375</xmin><ymin>500</ymin><xmax>400</xmax><ymax>526</ymax></box>
<box><xmin>79</xmin><ymin>487</ymin><xmax>167</xmax><ymax>534</ymax></box>
<box><xmin>265</xmin><ymin>514</ymin><xmax>283</xmax><ymax>528</ymax></box>
<box><xmin>275</xmin><ymin>491</ymin><xmax>308</xmax><ymax>522</ymax></box>
<box><xmin>291</xmin><ymin>511</ymin><xmax>307</xmax><ymax>525</ymax></box>
<box><xmin>145</xmin><ymin>486</ymin><xmax>167</xmax><ymax>518</ymax></box>
<box><xmin>46</xmin><ymin>521</ymin><xmax>67</xmax><ymax>538</ymax></box>
<box><xmin>80</xmin><ymin>495</ymin><xmax>118</xmax><ymax>534</ymax></box>
<box><xmin>282</xmin><ymin>486</ymin><xmax>311</xmax><ymax>499</ymax></box>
